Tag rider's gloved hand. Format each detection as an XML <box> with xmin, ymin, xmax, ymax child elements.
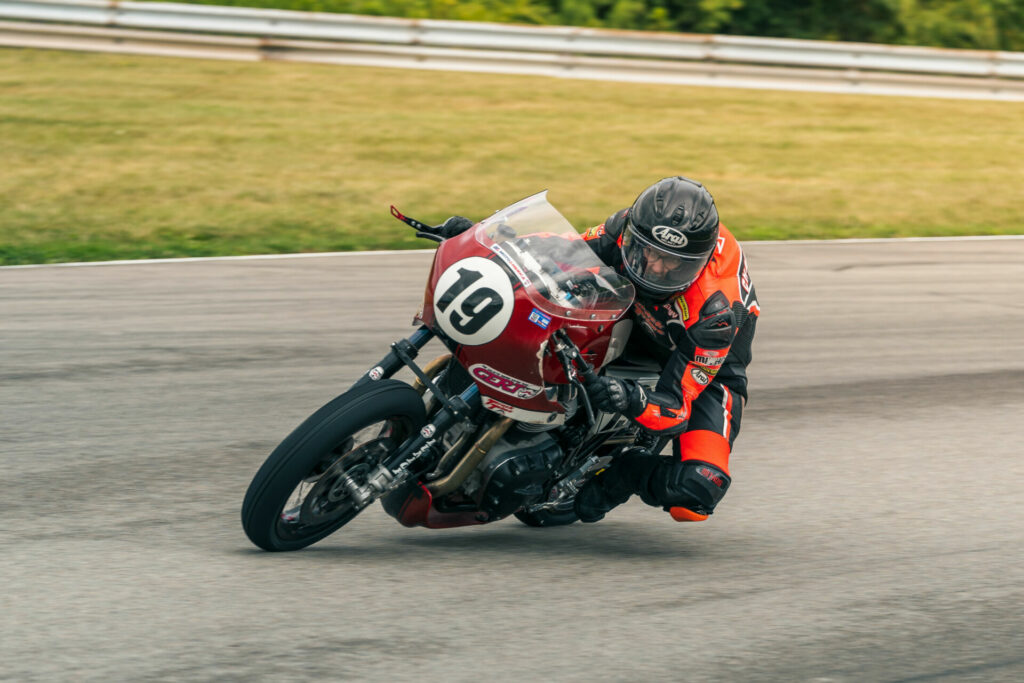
<box><xmin>435</xmin><ymin>216</ymin><xmax>474</xmax><ymax>239</ymax></box>
<box><xmin>584</xmin><ymin>375</ymin><xmax>642</xmax><ymax>415</ymax></box>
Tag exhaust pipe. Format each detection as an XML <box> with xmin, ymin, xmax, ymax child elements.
<box><xmin>427</xmin><ymin>417</ymin><xmax>514</xmax><ymax>497</ymax></box>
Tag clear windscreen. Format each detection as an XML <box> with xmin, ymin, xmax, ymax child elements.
<box><xmin>474</xmin><ymin>191</ymin><xmax>635</xmax><ymax>320</ymax></box>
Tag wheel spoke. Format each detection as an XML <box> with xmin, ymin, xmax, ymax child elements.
<box><xmin>242</xmin><ymin>379</ymin><xmax>428</xmax><ymax>551</ymax></box>
<box><xmin>274</xmin><ymin>420</ymin><xmax>404</xmax><ymax>539</ymax></box>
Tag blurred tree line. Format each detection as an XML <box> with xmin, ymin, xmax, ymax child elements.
<box><xmin>180</xmin><ymin>0</ymin><xmax>1024</xmax><ymax>50</ymax></box>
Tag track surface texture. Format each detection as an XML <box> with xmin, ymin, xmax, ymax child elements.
<box><xmin>2</xmin><ymin>240</ymin><xmax>1023</xmax><ymax>682</ymax></box>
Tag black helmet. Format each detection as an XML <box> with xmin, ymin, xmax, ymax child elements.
<box><xmin>620</xmin><ymin>176</ymin><xmax>720</xmax><ymax>297</ymax></box>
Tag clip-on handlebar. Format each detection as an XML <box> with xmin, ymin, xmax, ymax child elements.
<box><xmin>553</xmin><ymin>328</ymin><xmax>597</xmax><ymax>384</ymax></box>
<box><xmin>390</xmin><ymin>205</ymin><xmax>444</xmax><ymax>243</ymax></box>
<box><xmin>550</xmin><ymin>329</ymin><xmax>599</xmax><ymax>427</ymax></box>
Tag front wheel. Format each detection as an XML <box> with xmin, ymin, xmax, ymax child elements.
<box><xmin>242</xmin><ymin>380</ymin><xmax>426</xmax><ymax>551</ymax></box>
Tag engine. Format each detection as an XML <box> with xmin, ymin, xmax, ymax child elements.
<box><xmin>460</xmin><ymin>430</ymin><xmax>563</xmax><ymax>519</ymax></box>
<box><xmin>516</xmin><ymin>394</ymin><xmax>578</xmax><ymax>433</ymax></box>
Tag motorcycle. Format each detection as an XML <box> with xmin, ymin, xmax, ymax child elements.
<box><xmin>242</xmin><ymin>191</ymin><xmax>669</xmax><ymax>551</ymax></box>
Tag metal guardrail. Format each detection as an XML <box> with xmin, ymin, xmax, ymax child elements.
<box><xmin>3</xmin><ymin>0</ymin><xmax>1024</xmax><ymax>101</ymax></box>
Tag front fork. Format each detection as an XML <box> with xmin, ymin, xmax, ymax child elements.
<box><xmin>354</xmin><ymin>325</ymin><xmax>436</xmax><ymax>388</ymax></box>
<box><xmin>342</xmin><ymin>326</ymin><xmax>482</xmax><ymax>509</ymax></box>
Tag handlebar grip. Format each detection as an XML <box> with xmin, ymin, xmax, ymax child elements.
<box><xmin>575</xmin><ymin>357</ymin><xmax>597</xmax><ymax>384</ymax></box>
<box><xmin>415</xmin><ymin>231</ymin><xmax>444</xmax><ymax>244</ymax></box>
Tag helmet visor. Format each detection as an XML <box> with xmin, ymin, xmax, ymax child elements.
<box><xmin>620</xmin><ymin>223</ymin><xmax>708</xmax><ymax>294</ymax></box>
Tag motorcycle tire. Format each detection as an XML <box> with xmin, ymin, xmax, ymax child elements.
<box><xmin>242</xmin><ymin>379</ymin><xmax>426</xmax><ymax>551</ymax></box>
<box><xmin>514</xmin><ymin>507</ymin><xmax>579</xmax><ymax>527</ymax></box>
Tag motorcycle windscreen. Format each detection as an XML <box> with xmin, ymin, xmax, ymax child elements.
<box><xmin>474</xmin><ymin>191</ymin><xmax>635</xmax><ymax>322</ymax></box>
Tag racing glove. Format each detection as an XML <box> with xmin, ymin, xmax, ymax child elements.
<box><xmin>435</xmin><ymin>216</ymin><xmax>474</xmax><ymax>239</ymax></box>
<box><xmin>583</xmin><ymin>375</ymin><xmax>644</xmax><ymax>416</ymax></box>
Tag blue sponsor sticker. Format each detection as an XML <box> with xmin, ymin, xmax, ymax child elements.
<box><xmin>528</xmin><ymin>308</ymin><xmax>551</xmax><ymax>329</ymax></box>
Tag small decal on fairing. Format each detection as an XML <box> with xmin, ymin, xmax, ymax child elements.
<box><xmin>482</xmin><ymin>396</ymin><xmax>566</xmax><ymax>425</ymax></box>
<box><xmin>528</xmin><ymin>308</ymin><xmax>551</xmax><ymax>329</ymax></box>
<box><xmin>470</xmin><ymin>364</ymin><xmax>543</xmax><ymax>399</ymax></box>
<box><xmin>488</xmin><ymin>243</ymin><xmax>532</xmax><ymax>288</ymax></box>
<box><xmin>483</xmin><ymin>397</ymin><xmax>514</xmax><ymax>414</ymax></box>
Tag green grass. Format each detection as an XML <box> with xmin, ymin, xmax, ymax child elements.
<box><xmin>1</xmin><ymin>48</ymin><xmax>1022</xmax><ymax>265</ymax></box>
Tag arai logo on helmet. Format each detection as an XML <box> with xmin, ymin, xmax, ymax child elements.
<box><xmin>652</xmin><ymin>225</ymin><xmax>688</xmax><ymax>248</ymax></box>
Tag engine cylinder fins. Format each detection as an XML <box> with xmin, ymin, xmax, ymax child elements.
<box><xmin>426</xmin><ymin>417</ymin><xmax>514</xmax><ymax>497</ymax></box>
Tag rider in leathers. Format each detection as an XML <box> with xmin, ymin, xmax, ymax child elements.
<box><xmin>440</xmin><ymin>176</ymin><xmax>759</xmax><ymax>524</ymax></box>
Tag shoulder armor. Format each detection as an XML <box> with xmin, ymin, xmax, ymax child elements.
<box><xmin>604</xmin><ymin>209</ymin><xmax>628</xmax><ymax>239</ymax></box>
<box><xmin>700</xmin><ymin>290</ymin><xmax>730</xmax><ymax>316</ymax></box>
<box><xmin>584</xmin><ymin>208</ymin><xmax>629</xmax><ymax>264</ymax></box>
<box><xmin>687</xmin><ymin>291</ymin><xmax>735</xmax><ymax>349</ymax></box>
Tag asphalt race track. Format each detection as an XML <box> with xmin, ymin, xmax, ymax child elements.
<box><xmin>2</xmin><ymin>239</ymin><xmax>1023</xmax><ymax>682</ymax></box>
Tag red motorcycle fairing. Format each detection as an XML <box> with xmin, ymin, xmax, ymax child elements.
<box><xmin>393</xmin><ymin>192</ymin><xmax>635</xmax><ymax>529</ymax></box>
<box><xmin>415</xmin><ymin>205</ymin><xmax>633</xmax><ymax>424</ymax></box>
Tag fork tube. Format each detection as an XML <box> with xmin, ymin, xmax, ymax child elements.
<box><xmin>382</xmin><ymin>383</ymin><xmax>480</xmax><ymax>471</ymax></box>
<box><xmin>354</xmin><ymin>325</ymin><xmax>434</xmax><ymax>388</ymax></box>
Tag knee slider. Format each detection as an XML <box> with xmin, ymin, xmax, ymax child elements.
<box><xmin>644</xmin><ymin>459</ymin><xmax>731</xmax><ymax>515</ymax></box>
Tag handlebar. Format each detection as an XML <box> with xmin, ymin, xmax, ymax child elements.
<box><xmin>552</xmin><ymin>329</ymin><xmax>597</xmax><ymax>384</ymax></box>
<box><xmin>390</xmin><ymin>205</ymin><xmax>443</xmax><ymax>243</ymax></box>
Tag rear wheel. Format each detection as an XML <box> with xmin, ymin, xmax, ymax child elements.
<box><xmin>242</xmin><ymin>380</ymin><xmax>426</xmax><ymax>551</ymax></box>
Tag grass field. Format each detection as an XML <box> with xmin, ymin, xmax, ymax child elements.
<box><xmin>1</xmin><ymin>48</ymin><xmax>1022</xmax><ymax>265</ymax></box>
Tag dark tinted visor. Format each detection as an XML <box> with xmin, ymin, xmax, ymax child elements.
<box><xmin>620</xmin><ymin>224</ymin><xmax>708</xmax><ymax>293</ymax></box>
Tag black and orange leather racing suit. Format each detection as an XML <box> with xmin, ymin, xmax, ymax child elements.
<box><xmin>580</xmin><ymin>208</ymin><xmax>760</xmax><ymax>521</ymax></box>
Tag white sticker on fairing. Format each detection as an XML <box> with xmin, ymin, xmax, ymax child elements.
<box><xmin>470</xmin><ymin>364</ymin><xmax>543</xmax><ymax>399</ymax></box>
<box><xmin>488</xmin><ymin>243</ymin><xmax>532</xmax><ymax>288</ymax></box>
<box><xmin>433</xmin><ymin>256</ymin><xmax>515</xmax><ymax>346</ymax></box>
<box><xmin>482</xmin><ymin>396</ymin><xmax>565</xmax><ymax>425</ymax></box>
